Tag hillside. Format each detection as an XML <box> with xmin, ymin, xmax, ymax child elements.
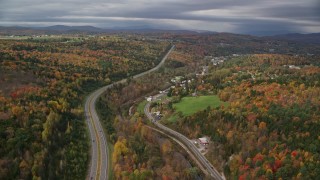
<box><xmin>164</xmin><ymin>52</ymin><xmax>320</xmax><ymax>179</ymax></box>
<box><xmin>0</xmin><ymin>35</ymin><xmax>170</xmax><ymax>179</ymax></box>
<box><xmin>0</xmin><ymin>25</ymin><xmax>199</xmax><ymax>36</ymax></box>
<box><xmin>270</xmin><ymin>33</ymin><xmax>320</xmax><ymax>45</ymax></box>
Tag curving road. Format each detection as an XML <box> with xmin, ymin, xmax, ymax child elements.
<box><xmin>144</xmin><ymin>101</ymin><xmax>224</xmax><ymax>180</ymax></box>
<box><xmin>85</xmin><ymin>45</ymin><xmax>175</xmax><ymax>180</ymax></box>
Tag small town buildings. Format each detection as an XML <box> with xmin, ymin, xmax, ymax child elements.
<box><xmin>211</xmin><ymin>56</ymin><xmax>227</xmax><ymax>66</ymax></box>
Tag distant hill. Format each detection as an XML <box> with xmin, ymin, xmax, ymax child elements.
<box><xmin>0</xmin><ymin>25</ymin><xmax>105</xmax><ymax>35</ymax></box>
<box><xmin>269</xmin><ymin>33</ymin><xmax>320</xmax><ymax>44</ymax></box>
<box><xmin>0</xmin><ymin>25</ymin><xmax>204</xmax><ymax>35</ymax></box>
<box><xmin>37</xmin><ymin>25</ymin><xmax>105</xmax><ymax>32</ymax></box>
<box><xmin>0</xmin><ymin>25</ymin><xmax>318</xmax><ymax>44</ymax></box>
<box><xmin>0</xmin><ymin>26</ymin><xmax>48</xmax><ymax>36</ymax></box>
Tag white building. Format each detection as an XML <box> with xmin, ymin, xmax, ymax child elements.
<box><xmin>146</xmin><ymin>96</ymin><xmax>153</xmax><ymax>102</ymax></box>
<box><xmin>199</xmin><ymin>137</ymin><xmax>209</xmax><ymax>145</ymax></box>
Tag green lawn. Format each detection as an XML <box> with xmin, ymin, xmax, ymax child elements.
<box><xmin>173</xmin><ymin>95</ymin><xmax>228</xmax><ymax>117</ymax></box>
<box><xmin>136</xmin><ymin>100</ymin><xmax>147</xmax><ymax>114</ymax></box>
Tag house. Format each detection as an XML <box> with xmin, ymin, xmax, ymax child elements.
<box><xmin>196</xmin><ymin>66</ymin><xmax>209</xmax><ymax>76</ymax></box>
<box><xmin>153</xmin><ymin>111</ymin><xmax>162</xmax><ymax>120</ymax></box>
<box><xmin>199</xmin><ymin>137</ymin><xmax>209</xmax><ymax>145</ymax></box>
<box><xmin>288</xmin><ymin>65</ymin><xmax>301</xmax><ymax>70</ymax></box>
<box><xmin>146</xmin><ymin>96</ymin><xmax>153</xmax><ymax>102</ymax></box>
<box><xmin>202</xmin><ymin>66</ymin><xmax>209</xmax><ymax>75</ymax></box>
<box><xmin>171</xmin><ymin>76</ymin><xmax>183</xmax><ymax>83</ymax></box>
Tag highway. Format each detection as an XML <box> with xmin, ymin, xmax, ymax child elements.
<box><xmin>144</xmin><ymin>101</ymin><xmax>224</xmax><ymax>180</ymax></box>
<box><xmin>85</xmin><ymin>45</ymin><xmax>175</xmax><ymax>180</ymax></box>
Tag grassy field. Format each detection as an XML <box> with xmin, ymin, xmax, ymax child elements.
<box><xmin>173</xmin><ymin>95</ymin><xmax>228</xmax><ymax>117</ymax></box>
<box><xmin>136</xmin><ymin>100</ymin><xmax>147</xmax><ymax>114</ymax></box>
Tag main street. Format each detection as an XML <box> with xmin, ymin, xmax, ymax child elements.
<box><xmin>85</xmin><ymin>45</ymin><xmax>175</xmax><ymax>180</ymax></box>
<box><xmin>144</xmin><ymin>100</ymin><xmax>224</xmax><ymax>180</ymax></box>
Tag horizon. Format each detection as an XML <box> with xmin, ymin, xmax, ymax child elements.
<box><xmin>1</xmin><ymin>24</ymin><xmax>320</xmax><ymax>36</ymax></box>
<box><xmin>1</xmin><ymin>0</ymin><xmax>319</xmax><ymax>35</ymax></box>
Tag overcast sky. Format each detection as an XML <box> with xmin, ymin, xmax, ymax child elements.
<box><xmin>0</xmin><ymin>0</ymin><xmax>319</xmax><ymax>34</ymax></box>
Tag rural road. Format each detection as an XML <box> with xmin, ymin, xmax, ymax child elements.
<box><xmin>144</xmin><ymin>101</ymin><xmax>224</xmax><ymax>180</ymax></box>
<box><xmin>85</xmin><ymin>45</ymin><xmax>175</xmax><ymax>180</ymax></box>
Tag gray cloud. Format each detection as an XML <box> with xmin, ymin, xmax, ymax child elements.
<box><xmin>0</xmin><ymin>0</ymin><xmax>319</xmax><ymax>34</ymax></box>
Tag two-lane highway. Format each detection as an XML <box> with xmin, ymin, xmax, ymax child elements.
<box><xmin>85</xmin><ymin>45</ymin><xmax>175</xmax><ymax>180</ymax></box>
<box><xmin>144</xmin><ymin>101</ymin><xmax>224</xmax><ymax>180</ymax></box>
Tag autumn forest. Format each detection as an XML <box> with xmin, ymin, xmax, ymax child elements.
<box><xmin>0</xmin><ymin>32</ymin><xmax>320</xmax><ymax>180</ymax></box>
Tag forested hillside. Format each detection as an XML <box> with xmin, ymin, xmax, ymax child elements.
<box><xmin>1</xmin><ymin>32</ymin><xmax>320</xmax><ymax>180</ymax></box>
<box><xmin>94</xmin><ymin>50</ymin><xmax>204</xmax><ymax>179</ymax></box>
<box><xmin>165</xmin><ymin>33</ymin><xmax>320</xmax><ymax>56</ymax></box>
<box><xmin>0</xmin><ymin>36</ymin><xmax>169</xmax><ymax>179</ymax></box>
<box><xmin>166</xmin><ymin>53</ymin><xmax>320</xmax><ymax>179</ymax></box>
